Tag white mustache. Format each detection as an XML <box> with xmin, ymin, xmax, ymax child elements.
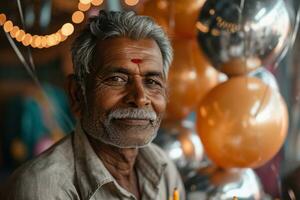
<box><xmin>108</xmin><ymin>108</ymin><xmax>157</xmax><ymax>121</ymax></box>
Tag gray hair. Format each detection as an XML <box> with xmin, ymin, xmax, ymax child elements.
<box><xmin>71</xmin><ymin>10</ymin><xmax>173</xmax><ymax>96</ymax></box>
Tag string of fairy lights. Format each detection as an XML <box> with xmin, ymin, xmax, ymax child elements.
<box><xmin>0</xmin><ymin>0</ymin><xmax>140</xmax><ymax>49</ymax></box>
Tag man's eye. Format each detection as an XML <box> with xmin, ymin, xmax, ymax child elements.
<box><xmin>108</xmin><ymin>76</ymin><xmax>126</xmax><ymax>82</ymax></box>
<box><xmin>145</xmin><ymin>79</ymin><xmax>162</xmax><ymax>87</ymax></box>
<box><xmin>104</xmin><ymin>76</ymin><xmax>127</xmax><ymax>86</ymax></box>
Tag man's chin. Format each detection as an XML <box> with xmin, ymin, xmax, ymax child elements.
<box><xmin>88</xmin><ymin>130</ymin><xmax>157</xmax><ymax>149</ymax></box>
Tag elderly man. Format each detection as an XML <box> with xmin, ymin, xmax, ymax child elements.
<box><xmin>3</xmin><ymin>10</ymin><xmax>185</xmax><ymax>200</ymax></box>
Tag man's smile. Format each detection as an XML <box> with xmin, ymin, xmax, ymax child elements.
<box><xmin>113</xmin><ymin>118</ymin><xmax>151</xmax><ymax>126</ymax></box>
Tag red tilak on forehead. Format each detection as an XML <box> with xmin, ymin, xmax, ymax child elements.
<box><xmin>131</xmin><ymin>58</ymin><xmax>142</xmax><ymax>64</ymax></box>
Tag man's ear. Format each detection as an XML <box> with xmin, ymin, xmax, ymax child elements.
<box><xmin>66</xmin><ymin>74</ymin><xmax>83</xmax><ymax>117</ymax></box>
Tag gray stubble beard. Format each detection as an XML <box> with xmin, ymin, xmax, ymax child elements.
<box><xmin>81</xmin><ymin>108</ymin><xmax>162</xmax><ymax>148</ymax></box>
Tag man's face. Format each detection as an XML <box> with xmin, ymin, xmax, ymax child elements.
<box><xmin>81</xmin><ymin>37</ymin><xmax>167</xmax><ymax>148</ymax></box>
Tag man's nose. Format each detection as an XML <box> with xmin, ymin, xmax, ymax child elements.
<box><xmin>125</xmin><ymin>78</ymin><xmax>150</xmax><ymax>107</ymax></box>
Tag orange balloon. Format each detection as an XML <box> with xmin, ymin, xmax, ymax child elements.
<box><xmin>221</xmin><ymin>57</ymin><xmax>261</xmax><ymax>77</ymax></box>
<box><xmin>196</xmin><ymin>77</ymin><xmax>288</xmax><ymax>168</ymax></box>
<box><xmin>139</xmin><ymin>0</ymin><xmax>169</xmax><ymax>34</ymax></box>
<box><xmin>140</xmin><ymin>0</ymin><xmax>205</xmax><ymax>38</ymax></box>
<box><xmin>164</xmin><ymin>39</ymin><xmax>219</xmax><ymax>121</ymax></box>
<box><xmin>171</xmin><ymin>0</ymin><xmax>205</xmax><ymax>38</ymax></box>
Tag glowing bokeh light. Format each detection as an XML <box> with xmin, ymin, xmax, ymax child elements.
<box><xmin>91</xmin><ymin>0</ymin><xmax>104</xmax><ymax>6</ymax></box>
<box><xmin>1</xmin><ymin>0</ymin><xmax>91</xmax><ymax>48</ymax></box>
<box><xmin>58</xmin><ymin>29</ymin><xmax>68</xmax><ymax>42</ymax></box>
<box><xmin>80</xmin><ymin>0</ymin><xmax>92</xmax><ymax>4</ymax></box>
<box><xmin>22</xmin><ymin>33</ymin><xmax>33</xmax><ymax>46</ymax></box>
<box><xmin>0</xmin><ymin>13</ymin><xmax>7</xmax><ymax>25</ymax></box>
<box><xmin>61</xmin><ymin>23</ymin><xmax>74</xmax><ymax>36</ymax></box>
<box><xmin>10</xmin><ymin>26</ymin><xmax>20</xmax><ymax>38</ymax></box>
<box><xmin>78</xmin><ymin>2</ymin><xmax>91</xmax><ymax>11</ymax></box>
<box><xmin>3</xmin><ymin>20</ymin><xmax>13</xmax><ymax>32</ymax></box>
<box><xmin>124</xmin><ymin>0</ymin><xmax>139</xmax><ymax>6</ymax></box>
<box><xmin>16</xmin><ymin>29</ymin><xmax>25</xmax><ymax>42</ymax></box>
<box><xmin>41</xmin><ymin>36</ymin><xmax>48</xmax><ymax>47</ymax></box>
<box><xmin>72</xmin><ymin>11</ymin><xmax>85</xmax><ymax>24</ymax></box>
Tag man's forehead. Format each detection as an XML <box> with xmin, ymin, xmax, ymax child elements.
<box><xmin>94</xmin><ymin>37</ymin><xmax>164</xmax><ymax>74</ymax></box>
<box><xmin>96</xmin><ymin>37</ymin><xmax>163</xmax><ymax>61</ymax></box>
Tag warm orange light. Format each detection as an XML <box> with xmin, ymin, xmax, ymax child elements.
<box><xmin>51</xmin><ymin>34</ymin><xmax>57</xmax><ymax>46</ymax></box>
<box><xmin>0</xmin><ymin>0</ymin><xmax>90</xmax><ymax>48</ymax></box>
<box><xmin>209</xmin><ymin>9</ymin><xmax>215</xmax><ymax>15</ymax></box>
<box><xmin>58</xmin><ymin>30</ymin><xmax>68</xmax><ymax>42</ymax></box>
<box><xmin>11</xmin><ymin>139</ymin><xmax>27</xmax><ymax>161</ymax></box>
<box><xmin>0</xmin><ymin>13</ymin><xmax>7</xmax><ymax>26</ymax></box>
<box><xmin>54</xmin><ymin>32</ymin><xmax>62</xmax><ymax>43</ymax></box>
<box><xmin>36</xmin><ymin>36</ymin><xmax>43</xmax><ymax>48</ymax></box>
<box><xmin>72</xmin><ymin>11</ymin><xmax>85</xmax><ymax>24</ymax></box>
<box><xmin>80</xmin><ymin>0</ymin><xmax>92</xmax><ymax>4</ymax></box>
<box><xmin>61</xmin><ymin>23</ymin><xmax>74</xmax><ymax>36</ymax></box>
<box><xmin>91</xmin><ymin>0</ymin><xmax>104</xmax><ymax>6</ymax></box>
<box><xmin>78</xmin><ymin>2</ymin><xmax>91</xmax><ymax>11</ymax></box>
<box><xmin>22</xmin><ymin>33</ymin><xmax>33</xmax><ymax>46</ymax></box>
<box><xmin>157</xmin><ymin>0</ymin><xmax>168</xmax><ymax>9</ymax></box>
<box><xmin>47</xmin><ymin>34</ymin><xmax>57</xmax><ymax>46</ymax></box>
<box><xmin>46</xmin><ymin>35</ymin><xmax>52</xmax><ymax>46</ymax></box>
<box><xmin>211</xmin><ymin>28</ymin><xmax>220</xmax><ymax>36</ymax></box>
<box><xmin>3</xmin><ymin>20</ymin><xmax>13</xmax><ymax>32</ymax></box>
<box><xmin>52</xmin><ymin>33</ymin><xmax>60</xmax><ymax>45</ymax></box>
<box><xmin>53</xmin><ymin>32</ymin><xmax>61</xmax><ymax>45</ymax></box>
<box><xmin>196</xmin><ymin>21</ymin><xmax>209</xmax><ymax>33</ymax></box>
<box><xmin>124</xmin><ymin>0</ymin><xmax>139</xmax><ymax>6</ymax></box>
<box><xmin>31</xmin><ymin>35</ymin><xmax>38</xmax><ymax>48</ymax></box>
<box><xmin>10</xmin><ymin>26</ymin><xmax>20</xmax><ymax>38</ymax></box>
<box><xmin>41</xmin><ymin>36</ymin><xmax>48</xmax><ymax>48</ymax></box>
<box><xmin>37</xmin><ymin>43</ymin><xmax>43</xmax><ymax>49</ymax></box>
<box><xmin>16</xmin><ymin>29</ymin><xmax>25</xmax><ymax>42</ymax></box>
<box><xmin>53</xmin><ymin>34</ymin><xmax>60</xmax><ymax>45</ymax></box>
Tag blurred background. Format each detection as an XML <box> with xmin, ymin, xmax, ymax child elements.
<box><xmin>0</xmin><ymin>0</ymin><xmax>300</xmax><ymax>199</ymax></box>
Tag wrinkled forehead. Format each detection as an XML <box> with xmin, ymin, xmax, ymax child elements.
<box><xmin>95</xmin><ymin>37</ymin><xmax>164</xmax><ymax>69</ymax></box>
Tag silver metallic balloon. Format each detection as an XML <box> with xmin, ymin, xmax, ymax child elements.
<box><xmin>185</xmin><ymin>165</ymin><xmax>269</xmax><ymax>200</ymax></box>
<box><xmin>197</xmin><ymin>0</ymin><xmax>293</xmax><ymax>76</ymax></box>
<box><xmin>154</xmin><ymin>121</ymin><xmax>204</xmax><ymax>175</ymax></box>
<box><xmin>249</xmin><ymin>67</ymin><xmax>279</xmax><ymax>91</ymax></box>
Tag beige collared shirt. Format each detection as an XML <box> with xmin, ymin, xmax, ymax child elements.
<box><xmin>3</xmin><ymin>124</ymin><xmax>185</xmax><ymax>200</ymax></box>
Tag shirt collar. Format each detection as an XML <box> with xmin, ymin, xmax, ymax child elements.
<box><xmin>137</xmin><ymin>144</ymin><xmax>168</xmax><ymax>187</ymax></box>
<box><xmin>74</xmin><ymin>123</ymin><xmax>114</xmax><ymax>199</ymax></box>
<box><xmin>73</xmin><ymin>122</ymin><xmax>168</xmax><ymax>200</ymax></box>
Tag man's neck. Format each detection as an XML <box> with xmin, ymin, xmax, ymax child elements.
<box><xmin>86</xmin><ymin>135</ymin><xmax>141</xmax><ymax>199</ymax></box>
<box><xmin>87</xmin><ymin>135</ymin><xmax>139</xmax><ymax>177</ymax></box>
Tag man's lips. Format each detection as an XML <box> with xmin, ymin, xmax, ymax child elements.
<box><xmin>113</xmin><ymin>118</ymin><xmax>151</xmax><ymax>126</ymax></box>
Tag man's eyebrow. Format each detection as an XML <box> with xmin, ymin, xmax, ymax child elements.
<box><xmin>98</xmin><ymin>66</ymin><xmax>164</xmax><ymax>78</ymax></box>
<box><xmin>98</xmin><ymin>66</ymin><xmax>131</xmax><ymax>75</ymax></box>
<box><xmin>143</xmin><ymin>71</ymin><xmax>164</xmax><ymax>78</ymax></box>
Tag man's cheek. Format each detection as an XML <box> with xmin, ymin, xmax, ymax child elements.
<box><xmin>155</xmin><ymin>94</ymin><xmax>168</xmax><ymax>111</ymax></box>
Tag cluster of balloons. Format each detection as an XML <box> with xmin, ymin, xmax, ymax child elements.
<box><xmin>139</xmin><ymin>0</ymin><xmax>292</xmax><ymax>171</ymax></box>
<box><xmin>138</xmin><ymin>0</ymin><xmax>293</xmax><ymax>198</ymax></box>
<box><xmin>196</xmin><ymin>0</ymin><xmax>292</xmax><ymax>168</ymax></box>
